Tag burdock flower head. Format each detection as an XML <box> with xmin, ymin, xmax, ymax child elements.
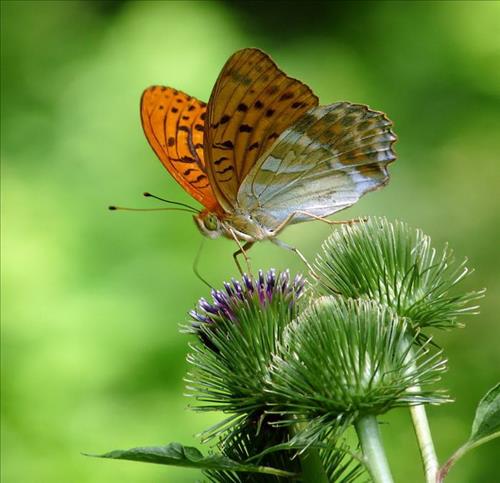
<box><xmin>188</xmin><ymin>269</ymin><xmax>306</xmax><ymax>345</ymax></box>
<box><xmin>185</xmin><ymin>269</ymin><xmax>306</xmax><ymax>422</ymax></box>
<box><xmin>314</xmin><ymin>217</ymin><xmax>483</xmax><ymax>333</ymax></box>
<box><xmin>268</xmin><ymin>296</ymin><xmax>449</xmax><ymax>433</ymax></box>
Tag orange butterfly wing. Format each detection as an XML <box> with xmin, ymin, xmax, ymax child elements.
<box><xmin>140</xmin><ymin>86</ymin><xmax>220</xmax><ymax>212</ymax></box>
<box><xmin>204</xmin><ymin>48</ymin><xmax>319</xmax><ymax>211</ymax></box>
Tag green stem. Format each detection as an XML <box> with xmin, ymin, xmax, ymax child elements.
<box><xmin>437</xmin><ymin>431</ymin><xmax>500</xmax><ymax>483</ymax></box>
<box><xmin>410</xmin><ymin>401</ymin><xmax>438</xmax><ymax>482</ymax></box>
<box><xmin>298</xmin><ymin>447</ymin><xmax>329</xmax><ymax>483</ymax></box>
<box><xmin>406</xmin><ymin>341</ymin><xmax>439</xmax><ymax>482</ymax></box>
<box><xmin>292</xmin><ymin>423</ymin><xmax>328</xmax><ymax>483</ymax></box>
<box><xmin>355</xmin><ymin>415</ymin><xmax>394</xmax><ymax>483</ymax></box>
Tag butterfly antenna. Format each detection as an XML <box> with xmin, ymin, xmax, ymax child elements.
<box><xmin>193</xmin><ymin>238</ymin><xmax>213</xmax><ymax>289</ymax></box>
<box><xmin>143</xmin><ymin>192</ymin><xmax>199</xmax><ymax>213</ymax></box>
<box><xmin>108</xmin><ymin>206</ymin><xmax>195</xmax><ymax>214</ymax></box>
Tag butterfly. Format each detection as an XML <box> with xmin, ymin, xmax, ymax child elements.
<box><xmin>140</xmin><ymin>48</ymin><xmax>396</xmax><ymax>273</ymax></box>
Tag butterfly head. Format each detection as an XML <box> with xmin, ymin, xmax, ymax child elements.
<box><xmin>194</xmin><ymin>210</ymin><xmax>224</xmax><ymax>239</ymax></box>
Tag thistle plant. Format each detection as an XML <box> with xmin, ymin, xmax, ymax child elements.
<box><xmin>313</xmin><ymin>217</ymin><xmax>482</xmax><ymax>332</ymax></box>
<box><xmin>313</xmin><ymin>217</ymin><xmax>485</xmax><ymax>481</ymax></box>
<box><xmin>91</xmin><ymin>218</ymin><xmax>498</xmax><ymax>483</ymax></box>
<box><xmin>268</xmin><ymin>297</ymin><xmax>448</xmax><ymax>423</ymax></box>
<box><xmin>185</xmin><ymin>270</ymin><xmax>306</xmax><ymax>421</ymax></box>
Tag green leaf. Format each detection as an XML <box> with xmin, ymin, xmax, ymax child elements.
<box><xmin>85</xmin><ymin>442</ymin><xmax>296</xmax><ymax>478</ymax></box>
<box><xmin>437</xmin><ymin>383</ymin><xmax>500</xmax><ymax>482</ymax></box>
<box><xmin>469</xmin><ymin>382</ymin><xmax>500</xmax><ymax>445</ymax></box>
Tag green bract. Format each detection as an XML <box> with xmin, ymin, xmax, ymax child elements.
<box><xmin>314</xmin><ymin>217</ymin><xmax>483</xmax><ymax>331</ymax></box>
<box><xmin>185</xmin><ymin>270</ymin><xmax>314</xmax><ymax>479</ymax></box>
<box><xmin>185</xmin><ymin>270</ymin><xmax>306</xmax><ymax>423</ymax></box>
<box><xmin>268</xmin><ymin>297</ymin><xmax>448</xmax><ymax>426</ymax></box>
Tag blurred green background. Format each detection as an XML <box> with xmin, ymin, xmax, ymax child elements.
<box><xmin>1</xmin><ymin>1</ymin><xmax>499</xmax><ymax>481</ymax></box>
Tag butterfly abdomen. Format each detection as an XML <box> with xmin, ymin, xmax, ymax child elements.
<box><xmin>223</xmin><ymin>211</ymin><xmax>272</xmax><ymax>242</ymax></box>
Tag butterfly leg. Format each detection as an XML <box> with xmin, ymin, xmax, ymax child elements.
<box><xmin>227</xmin><ymin>227</ymin><xmax>254</xmax><ymax>274</ymax></box>
<box><xmin>273</xmin><ymin>211</ymin><xmax>364</xmax><ymax>237</ymax></box>
<box><xmin>192</xmin><ymin>238</ymin><xmax>214</xmax><ymax>289</ymax></box>
<box><xmin>269</xmin><ymin>210</ymin><xmax>363</xmax><ymax>276</ymax></box>
<box><xmin>233</xmin><ymin>241</ymin><xmax>254</xmax><ymax>276</ymax></box>
<box><xmin>293</xmin><ymin>210</ymin><xmax>366</xmax><ymax>226</ymax></box>
<box><xmin>271</xmin><ymin>238</ymin><xmax>315</xmax><ymax>275</ymax></box>
<box><xmin>272</xmin><ymin>211</ymin><xmax>300</xmax><ymax>236</ymax></box>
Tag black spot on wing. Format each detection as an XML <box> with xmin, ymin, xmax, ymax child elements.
<box><xmin>178</xmin><ymin>156</ymin><xmax>196</xmax><ymax>163</ymax></box>
<box><xmin>214</xmin><ymin>140</ymin><xmax>234</xmax><ymax>150</ymax></box>
<box><xmin>214</xmin><ymin>156</ymin><xmax>229</xmax><ymax>165</ymax></box>
<box><xmin>191</xmin><ymin>174</ymin><xmax>207</xmax><ymax>185</ymax></box>
<box><xmin>216</xmin><ymin>165</ymin><xmax>234</xmax><ymax>175</ymax></box>
<box><xmin>279</xmin><ymin>92</ymin><xmax>294</xmax><ymax>101</ymax></box>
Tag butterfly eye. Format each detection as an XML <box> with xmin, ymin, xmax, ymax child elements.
<box><xmin>204</xmin><ymin>213</ymin><xmax>218</xmax><ymax>231</ymax></box>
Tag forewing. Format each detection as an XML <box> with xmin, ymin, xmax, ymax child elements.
<box><xmin>205</xmin><ymin>48</ymin><xmax>319</xmax><ymax>211</ymax></box>
<box><xmin>141</xmin><ymin>86</ymin><xmax>220</xmax><ymax>211</ymax></box>
<box><xmin>238</xmin><ymin>102</ymin><xmax>396</xmax><ymax>230</ymax></box>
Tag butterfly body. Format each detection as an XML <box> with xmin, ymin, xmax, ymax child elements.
<box><xmin>194</xmin><ymin>209</ymin><xmax>271</xmax><ymax>242</ymax></box>
<box><xmin>140</xmin><ymin>48</ymin><xmax>396</xmax><ymax>265</ymax></box>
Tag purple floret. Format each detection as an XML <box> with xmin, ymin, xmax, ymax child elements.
<box><xmin>190</xmin><ymin>269</ymin><xmax>305</xmax><ymax>329</ymax></box>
